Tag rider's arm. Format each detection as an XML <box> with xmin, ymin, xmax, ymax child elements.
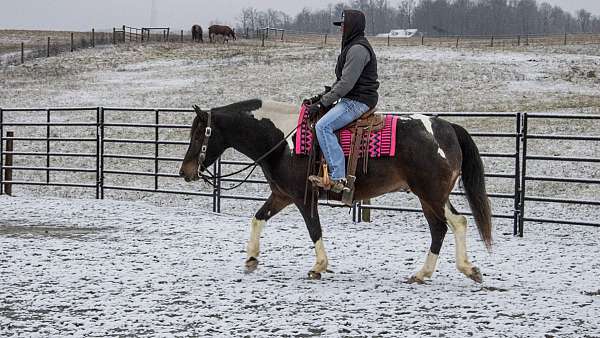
<box><xmin>320</xmin><ymin>45</ymin><xmax>371</xmax><ymax>107</ymax></box>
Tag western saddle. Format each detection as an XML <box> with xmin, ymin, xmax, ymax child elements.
<box><xmin>308</xmin><ymin>104</ymin><xmax>385</xmax><ymax>206</ymax></box>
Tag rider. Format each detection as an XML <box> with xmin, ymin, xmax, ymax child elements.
<box><xmin>308</xmin><ymin>9</ymin><xmax>380</xmax><ymax>193</ymax></box>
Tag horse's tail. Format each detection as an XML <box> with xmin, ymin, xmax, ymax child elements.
<box><xmin>451</xmin><ymin>123</ymin><xmax>493</xmax><ymax>251</ymax></box>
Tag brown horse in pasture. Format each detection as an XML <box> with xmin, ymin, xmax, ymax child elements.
<box><xmin>179</xmin><ymin>99</ymin><xmax>492</xmax><ymax>283</ymax></box>
<box><xmin>208</xmin><ymin>25</ymin><xmax>236</xmax><ymax>43</ymax></box>
<box><xmin>192</xmin><ymin>24</ymin><xmax>203</xmax><ymax>42</ymax></box>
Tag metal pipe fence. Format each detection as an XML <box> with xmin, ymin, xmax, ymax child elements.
<box><xmin>1</xmin><ymin>107</ymin><xmax>598</xmax><ymax>235</ymax></box>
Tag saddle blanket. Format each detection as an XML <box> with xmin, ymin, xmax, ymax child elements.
<box><xmin>294</xmin><ymin>104</ymin><xmax>399</xmax><ymax>158</ymax></box>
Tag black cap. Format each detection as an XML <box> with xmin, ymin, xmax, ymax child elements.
<box><xmin>333</xmin><ymin>12</ymin><xmax>344</xmax><ymax>26</ymax></box>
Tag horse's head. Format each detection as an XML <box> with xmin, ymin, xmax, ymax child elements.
<box><xmin>179</xmin><ymin>105</ymin><xmax>225</xmax><ymax>182</ymax></box>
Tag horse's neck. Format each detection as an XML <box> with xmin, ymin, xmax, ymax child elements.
<box><xmin>226</xmin><ymin>114</ymin><xmax>287</xmax><ymax>165</ymax></box>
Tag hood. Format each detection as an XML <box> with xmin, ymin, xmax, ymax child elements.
<box><xmin>339</xmin><ymin>10</ymin><xmax>366</xmax><ymax>48</ymax></box>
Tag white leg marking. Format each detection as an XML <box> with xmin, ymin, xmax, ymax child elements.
<box><xmin>445</xmin><ymin>204</ymin><xmax>475</xmax><ymax>276</ymax></box>
<box><xmin>438</xmin><ymin>148</ymin><xmax>447</xmax><ymax>159</ymax></box>
<box><xmin>312</xmin><ymin>239</ymin><xmax>329</xmax><ymax>273</ymax></box>
<box><xmin>414</xmin><ymin>251</ymin><xmax>439</xmax><ymax>281</ymax></box>
<box><xmin>247</xmin><ymin>217</ymin><xmax>265</xmax><ymax>259</ymax></box>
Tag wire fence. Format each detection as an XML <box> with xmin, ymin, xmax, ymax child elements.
<box><xmin>1</xmin><ymin>107</ymin><xmax>598</xmax><ymax>235</ymax></box>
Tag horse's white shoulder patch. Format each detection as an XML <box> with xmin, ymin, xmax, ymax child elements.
<box><xmin>253</xmin><ymin>100</ymin><xmax>300</xmax><ymax>150</ymax></box>
<box><xmin>410</xmin><ymin>114</ymin><xmax>434</xmax><ymax>135</ymax></box>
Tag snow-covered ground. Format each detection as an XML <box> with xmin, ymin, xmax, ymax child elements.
<box><xmin>1</xmin><ymin>196</ymin><xmax>599</xmax><ymax>337</ymax></box>
<box><xmin>1</xmin><ymin>41</ymin><xmax>599</xmax><ymax>336</ymax></box>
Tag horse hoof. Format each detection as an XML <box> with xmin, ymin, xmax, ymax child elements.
<box><xmin>406</xmin><ymin>276</ymin><xmax>425</xmax><ymax>284</ymax></box>
<box><xmin>468</xmin><ymin>267</ymin><xmax>483</xmax><ymax>283</ymax></box>
<box><xmin>308</xmin><ymin>270</ymin><xmax>322</xmax><ymax>280</ymax></box>
<box><xmin>245</xmin><ymin>257</ymin><xmax>258</xmax><ymax>273</ymax></box>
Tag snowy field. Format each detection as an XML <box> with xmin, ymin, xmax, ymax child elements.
<box><xmin>1</xmin><ymin>41</ymin><xmax>599</xmax><ymax>336</ymax></box>
<box><xmin>1</xmin><ymin>196</ymin><xmax>599</xmax><ymax>337</ymax></box>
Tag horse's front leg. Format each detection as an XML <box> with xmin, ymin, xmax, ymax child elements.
<box><xmin>295</xmin><ymin>202</ymin><xmax>328</xmax><ymax>280</ymax></box>
<box><xmin>245</xmin><ymin>193</ymin><xmax>291</xmax><ymax>272</ymax></box>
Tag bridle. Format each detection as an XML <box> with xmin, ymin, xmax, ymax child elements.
<box><xmin>193</xmin><ymin>109</ymin><xmax>303</xmax><ymax>191</ymax></box>
<box><xmin>196</xmin><ymin>109</ymin><xmax>212</xmax><ymax>179</ymax></box>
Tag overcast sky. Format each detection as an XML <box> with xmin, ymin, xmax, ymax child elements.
<box><xmin>1</xmin><ymin>0</ymin><xmax>599</xmax><ymax>31</ymax></box>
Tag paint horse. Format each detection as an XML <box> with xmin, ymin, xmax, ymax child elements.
<box><xmin>192</xmin><ymin>24</ymin><xmax>203</xmax><ymax>42</ymax></box>
<box><xmin>208</xmin><ymin>25</ymin><xmax>236</xmax><ymax>43</ymax></box>
<box><xmin>179</xmin><ymin>99</ymin><xmax>492</xmax><ymax>283</ymax></box>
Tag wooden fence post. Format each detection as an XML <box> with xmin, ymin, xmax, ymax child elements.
<box><xmin>4</xmin><ymin>131</ymin><xmax>13</xmax><ymax>196</ymax></box>
<box><xmin>421</xmin><ymin>35</ymin><xmax>424</xmax><ymax>46</ymax></box>
<box><xmin>456</xmin><ymin>35</ymin><xmax>459</xmax><ymax>48</ymax></box>
<box><xmin>491</xmin><ymin>35</ymin><xmax>494</xmax><ymax>47</ymax></box>
<box><xmin>261</xmin><ymin>31</ymin><xmax>265</xmax><ymax>47</ymax></box>
<box><xmin>387</xmin><ymin>34</ymin><xmax>390</xmax><ymax>47</ymax></box>
<box><xmin>517</xmin><ymin>35</ymin><xmax>520</xmax><ymax>46</ymax></box>
<box><xmin>21</xmin><ymin>42</ymin><xmax>24</xmax><ymax>64</ymax></box>
<box><xmin>281</xmin><ymin>29</ymin><xmax>284</xmax><ymax>42</ymax></box>
<box><xmin>92</xmin><ymin>28</ymin><xmax>95</xmax><ymax>47</ymax></box>
<box><xmin>47</xmin><ymin>37</ymin><xmax>50</xmax><ymax>57</ymax></box>
<box><xmin>324</xmin><ymin>34</ymin><xmax>328</xmax><ymax>45</ymax></box>
<box><xmin>70</xmin><ymin>32</ymin><xmax>74</xmax><ymax>52</ymax></box>
<box><xmin>564</xmin><ymin>32</ymin><xmax>567</xmax><ymax>45</ymax></box>
<box><xmin>181</xmin><ymin>29</ymin><xmax>184</xmax><ymax>42</ymax></box>
<box><xmin>113</xmin><ymin>28</ymin><xmax>116</xmax><ymax>44</ymax></box>
<box><xmin>361</xmin><ymin>199</ymin><xmax>371</xmax><ymax>222</ymax></box>
<box><xmin>122</xmin><ymin>25</ymin><xmax>126</xmax><ymax>42</ymax></box>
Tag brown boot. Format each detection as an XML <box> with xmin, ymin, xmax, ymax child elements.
<box><xmin>308</xmin><ymin>175</ymin><xmax>347</xmax><ymax>193</ymax></box>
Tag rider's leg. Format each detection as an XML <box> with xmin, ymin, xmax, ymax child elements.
<box><xmin>314</xmin><ymin>98</ymin><xmax>369</xmax><ymax>181</ymax></box>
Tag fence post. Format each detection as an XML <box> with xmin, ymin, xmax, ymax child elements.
<box><xmin>564</xmin><ymin>32</ymin><xmax>567</xmax><ymax>45</ymax></box>
<box><xmin>181</xmin><ymin>29</ymin><xmax>184</xmax><ymax>43</ymax></box>
<box><xmin>92</xmin><ymin>28</ymin><xmax>95</xmax><ymax>48</ymax></box>
<box><xmin>47</xmin><ymin>37</ymin><xmax>50</xmax><ymax>57</ymax></box>
<box><xmin>122</xmin><ymin>25</ymin><xmax>126</xmax><ymax>42</ymax></box>
<box><xmin>514</xmin><ymin>113</ymin><xmax>522</xmax><ymax>236</ymax></box>
<box><xmin>324</xmin><ymin>34</ymin><xmax>328</xmax><ymax>45</ymax></box>
<box><xmin>113</xmin><ymin>28</ymin><xmax>116</xmax><ymax>45</ymax></box>
<box><xmin>491</xmin><ymin>35</ymin><xmax>494</xmax><ymax>47</ymax></box>
<box><xmin>70</xmin><ymin>32</ymin><xmax>74</xmax><ymax>52</ymax></box>
<box><xmin>456</xmin><ymin>36</ymin><xmax>459</xmax><ymax>48</ymax></box>
<box><xmin>46</xmin><ymin>109</ymin><xmax>51</xmax><ymax>184</ymax></box>
<box><xmin>21</xmin><ymin>42</ymin><xmax>24</xmax><ymax>64</ymax></box>
<box><xmin>0</xmin><ymin>108</ymin><xmax>3</xmax><ymax>195</ymax></box>
<box><xmin>154</xmin><ymin>110</ymin><xmax>159</xmax><ymax>191</ymax></box>
<box><xmin>281</xmin><ymin>29</ymin><xmax>284</xmax><ymax>42</ymax></box>
<box><xmin>261</xmin><ymin>31</ymin><xmax>265</xmax><ymax>47</ymax></box>
<box><xmin>518</xmin><ymin>113</ymin><xmax>528</xmax><ymax>237</ymax></box>
<box><xmin>517</xmin><ymin>35</ymin><xmax>520</xmax><ymax>46</ymax></box>
<box><xmin>387</xmin><ymin>34</ymin><xmax>390</xmax><ymax>47</ymax></box>
<box><xmin>99</xmin><ymin>107</ymin><xmax>104</xmax><ymax>199</ymax></box>
<box><xmin>421</xmin><ymin>35</ymin><xmax>424</xmax><ymax>46</ymax></box>
<box><xmin>361</xmin><ymin>199</ymin><xmax>371</xmax><ymax>222</ymax></box>
<box><xmin>4</xmin><ymin>131</ymin><xmax>13</xmax><ymax>196</ymax></box>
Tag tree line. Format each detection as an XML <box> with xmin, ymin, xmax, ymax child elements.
<box><xmin>237</xmin><ymin>0</ymin><xmax>600</xmax><ymax>36</ymax></box>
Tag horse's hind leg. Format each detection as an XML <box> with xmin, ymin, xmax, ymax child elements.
<box><xmin>408</xmin><ymin>200</ymin><xmax>447</xmax><ymax>284</ymax></box>
<box><xmin>245</xmin><ymin>193</ymin><xmax>291</xmax><ymax>272</ymax></box>
<box><xmin>445</xmin><ymin>201</ymin><xmax>482</xmax><ymax>283</ymax></box>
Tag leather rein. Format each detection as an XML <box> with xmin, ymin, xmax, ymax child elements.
<box><xmin>195</xmin><ymin>109</ymin><xmax>301</xmax><ymax>191</ymax></box>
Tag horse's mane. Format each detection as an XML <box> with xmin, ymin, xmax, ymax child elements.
<box><xmin>211</xmin><ymin>99</ymin><xmax>262</xmax><ymax>114</ymax></box>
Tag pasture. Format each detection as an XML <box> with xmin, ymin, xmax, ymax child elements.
<box><xmin>1</xmin><ymin>33</ymin><xmax>599</xmax><ymax>336</ymax></box>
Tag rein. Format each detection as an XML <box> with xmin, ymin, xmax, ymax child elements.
<box><xmin>196</xmin><ymin>112</ymin><xmax>302</xmax><ymax>191</ymax></box>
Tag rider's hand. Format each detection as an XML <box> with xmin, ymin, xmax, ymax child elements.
<box><xmin>308</xmin><ymin>101</ymin><xmax>323</xmax><ymax>118</ymax></box>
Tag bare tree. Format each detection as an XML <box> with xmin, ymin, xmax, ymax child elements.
<box><xmin>577</xmin><ymin>9</ymin><xmax>592</xmax><ymax>32</ymax></box>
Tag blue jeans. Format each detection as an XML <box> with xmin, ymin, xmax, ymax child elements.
<box><xmin>315</xmin><ymin>98</ymin><xmax>369</xmax><ymax>181</ymax></box>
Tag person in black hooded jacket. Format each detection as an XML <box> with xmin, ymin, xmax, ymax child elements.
<box><xmin>308</xmin><ymin>9</ymin><xmax>380</xmax><ymax>193</ymax></box>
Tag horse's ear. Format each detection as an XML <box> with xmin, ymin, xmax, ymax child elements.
<box><xmin>193</xmin><ymin>105</ymin><xmax>208</xmax><ymax>121</ymax></box>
